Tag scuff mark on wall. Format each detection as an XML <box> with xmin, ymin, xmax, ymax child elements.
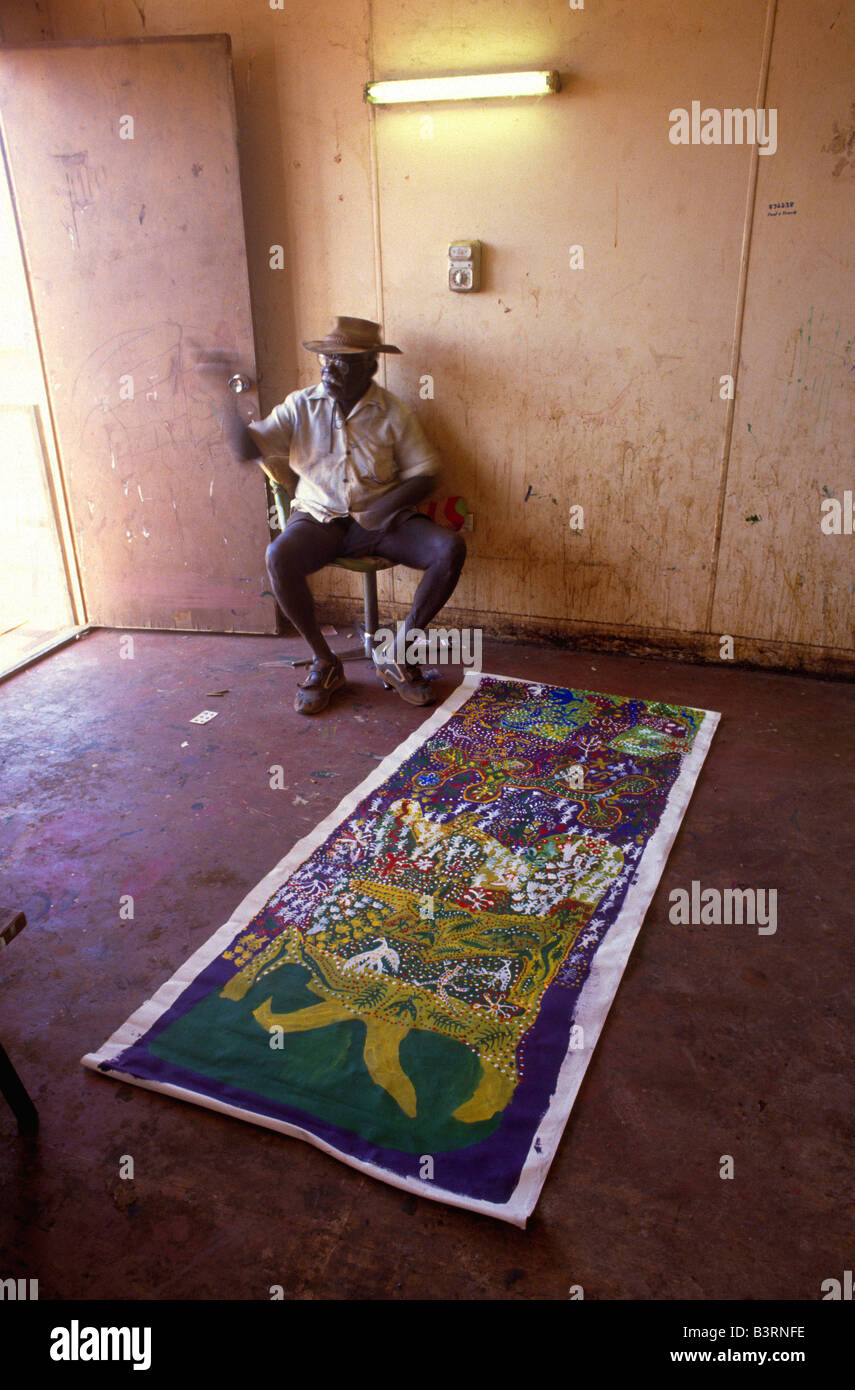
<box><xmin>580</xmin><ymin>379</ymin><xmax>635</xmax><ymax>427</ymax></box>
<box><xmin>784</xmin><ymin>307</ymin><xmax>852</xmax><ymax>439</ymax></box>
<box><xmin>821</xmin><ymin>103</ymin><xmax>855</xmax><ymax>177</ymax></box>
<box><xmin>53</xmin><ymin>150</ymin><xmax>100</xmax><ymax>249</ymax></box>
<box><xmin>648</xmin><ymin>345</ymin><xmax>684</xmax><ymax>373</ymax></box>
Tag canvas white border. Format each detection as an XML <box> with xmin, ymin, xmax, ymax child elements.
<box><xmin>82</xmin><ymin>668</ymin><xmax>719</xmax><ymax>1228</ymax></box>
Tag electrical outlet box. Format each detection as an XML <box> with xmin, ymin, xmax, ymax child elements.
<box><xmin>448</xmin><ymin>240</ymin><xmax>481</xmax><ymax>292</ymax></box>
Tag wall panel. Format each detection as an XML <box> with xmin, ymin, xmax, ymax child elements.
<box><xmin>711</xmin><ymin>0</ymin><xmax>855</xmax><ymax>652</ymax></box>
<box><xmin>372</xmin><ymin>0</ymin><xmax>769</xmax><ymax>636</ymax></box>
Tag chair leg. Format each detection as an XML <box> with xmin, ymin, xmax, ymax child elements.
<box><xmin>362</xmin><ymin>570</ymin><xmax>380</xmax><ymax>658</ymax></box>
<box><xmin>0</xmin><ymin>1042</ymin><xmax>38</xmax><ymax>1136</ymax></box>
<box><xmin>291</xmin><ymin>567</ymin><xmax>384</xmax><ymax>666</ymax></box>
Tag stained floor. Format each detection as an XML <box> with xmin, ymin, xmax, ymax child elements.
<box><xmin>0</xmin><ymin>629</ymin><xmax>852</xmax><ymax>1300</ymax></box>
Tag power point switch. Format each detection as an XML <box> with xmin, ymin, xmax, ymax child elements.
<box><xmin>448</xmin><ymin>240</ymin><xmax>481</xmax><ymax>292</ymax></box>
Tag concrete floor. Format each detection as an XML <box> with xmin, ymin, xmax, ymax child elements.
<box><xmin>0</xmin><ymin>629</ymin><xmax>852</xmax><ymax>1300</ymax></box>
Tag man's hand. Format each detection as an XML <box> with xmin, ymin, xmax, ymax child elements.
<box><xmin>222</xmin><ymin>404</ymin><xmax>261</xmax><ymax>464</ymax></box>
<box><xmin>352</xmin><ymin>474</ymin><xmax>437</xmax><ymax>533</ymax></box>
<box><xmin>190</xmin><ymin>344</ymin><xmax>260</xmax><ymax>464</ymax></box>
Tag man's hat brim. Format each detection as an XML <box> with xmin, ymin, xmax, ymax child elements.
<box><xmin>302</xmin><ymin>340</ymin><xmax>402</xmax><ymax>354</ymax></box>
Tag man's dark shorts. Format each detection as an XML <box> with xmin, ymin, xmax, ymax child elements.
<box><xmin>283</xmin><ymin>505</ymin><xmax>421</xmax><ymax>561</ymax></box>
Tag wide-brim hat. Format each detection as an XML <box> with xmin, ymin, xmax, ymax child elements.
<box><xmin>302</xmin><ymin>316</ymin><xmax>402</xmax><ymax>355</ymax></box>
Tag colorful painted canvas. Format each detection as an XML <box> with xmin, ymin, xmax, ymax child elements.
<box><xmin>83</xmin><ymin>672</ymin><xmax>719</xmax><ymax>1225</ymax></box>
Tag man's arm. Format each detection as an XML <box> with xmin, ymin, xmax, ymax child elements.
<box><xmin>204</xmin><ymin>366</ymin><xmax>298</xmax><ymax>496</ymax></box>
<box><xmin>192</xmin><ymin>348</ymin><xmax>262</xmax><ymax>463</ymax></box>
<box><xmin>222</xmin><ymin>393</ymin><xmax>262</xmax><ymax>463</ymax></box>
<box><xmin>351</xmin><ymin>473</ymin><xmax>436</xmax><ymax>532</ymax></box>
<box><xmin>246</xmin><ymin>405</ymin><xmax>299</xmax><ymax>498</ymax></box>
<box><xmin>224</xmin><ymin>399</ymin><xmax>300</xmax><ymax>501</ymax></box>
<box><xmin>352</xmin><ymin>398</ymin><xmax>440</xmax><ymax>531</ymax></box>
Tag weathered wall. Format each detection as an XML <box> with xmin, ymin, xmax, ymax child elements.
<box><xmin>0</xmin><ymin>2</ymin><xmax>52</xmax><ymax>44</ymax></box>
<box><xmin>6</xmin><ymin>0</ymin><xmax>854</xmax><ymax>671</ymax></box>
<box><xmin>371</xmin><ymin>0</ymin><xmax>765</xmax><ymax>648</ymax></box>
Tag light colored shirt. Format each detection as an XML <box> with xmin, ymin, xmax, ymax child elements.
<box><xmin>247</xmin><ymin>381</ymin><xmax>440</xmax><ymax>524</ymax></box>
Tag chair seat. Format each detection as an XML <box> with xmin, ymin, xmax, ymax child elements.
<box><xmin>333</xmin><ymin>555</ymin><xmax>395</xmax><ymax>574</ymax></box>
<box><xmin>266</xmin><ymin>478</ymin><xmax>466</xmax><ymax>665</ymax></box>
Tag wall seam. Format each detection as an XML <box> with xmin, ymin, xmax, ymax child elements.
<box><xmin>365</xmin><ymin>0</ymin><xmax>394</xmax><ymax>616</ymax></box>
<box><xmin>704</xmin><ymin>0</ymin><xmax>779</xmax><ymax>633</ymax></box>
<box><xmin>366</xmin><ymin>0</ymin><xmax>385</xmax><ymax>370</ymax></box>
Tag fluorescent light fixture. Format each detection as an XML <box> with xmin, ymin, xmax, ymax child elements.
<box><xmin>365</xmin><ymin>71</ymin><xmax>561</xmax><ymax>105</ymax></box>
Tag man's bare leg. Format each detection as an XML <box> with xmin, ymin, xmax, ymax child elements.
<box><xmin>265</xmin><ymin>516</ymin><xmax>348</xmax><ymax>665</ymax></box>
<box><xmin>362</xmin><ymin>515</ymin><xmax>467</xmax><ymax>704</ymax></box>
<box><xmin>372</xmin><ymin>515</ymin><xmax>467</xmax><ymax>635</ymax></box>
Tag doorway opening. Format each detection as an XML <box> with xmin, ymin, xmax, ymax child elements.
<box><xmin>0</xmin><ymin>147</ymin><xmax>86</xmax><ymax>678</ymax></box>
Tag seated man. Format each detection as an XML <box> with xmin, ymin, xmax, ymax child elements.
<box><xmin>220</xmin><ymin>316</ymin><xmax>466</xmax><ymax>715</ymax></box>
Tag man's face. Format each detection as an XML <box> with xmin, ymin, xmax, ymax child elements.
<box><xmin>319</xmin><ymin>351</ymin><xmax>377</xmax><ymax>406</ymax></box>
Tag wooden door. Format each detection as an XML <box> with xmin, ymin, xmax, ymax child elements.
<box><xmin>0</xmin><ymin>35</ymin><xmax>273</xmax><ymax>632</ymax></box>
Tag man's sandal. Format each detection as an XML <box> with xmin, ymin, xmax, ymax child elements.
<box><xmin>371</xmin><ymin>647</ymin><xmax>435</xmax><ymax>707</ymax></box>
<box><xmin>294</xmin><ymin>656</ymin><xmax>347</xmax><ymax>715</ymax></box>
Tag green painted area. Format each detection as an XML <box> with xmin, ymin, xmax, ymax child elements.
<box><xmin>148</xmin><ymin>963</ymin><xmax>501</xmax><ymax>1154</ymax></box>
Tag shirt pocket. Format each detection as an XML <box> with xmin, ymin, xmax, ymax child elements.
<box><xmin>362</xmin><ymin>443</ymin><xmax>396</xmax><ymax>484</ymax></box>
